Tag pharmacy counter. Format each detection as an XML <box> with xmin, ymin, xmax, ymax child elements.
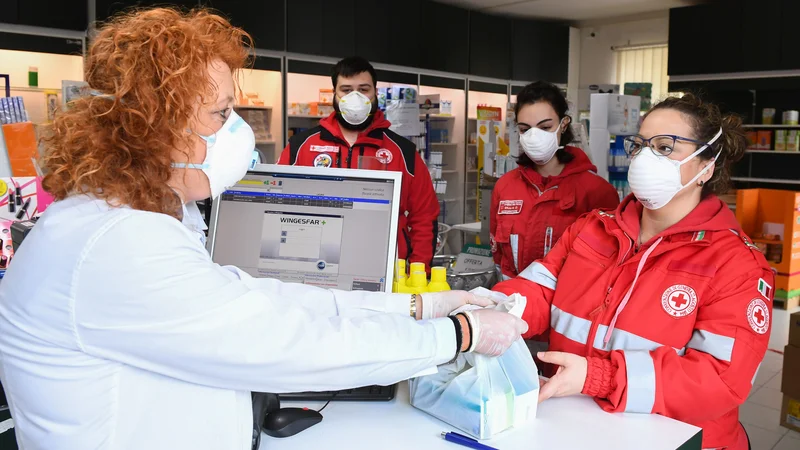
<box><xmin>260</xmin><ymin>382</ymin><xmax>702</xmax><ymax>450</ymax></box>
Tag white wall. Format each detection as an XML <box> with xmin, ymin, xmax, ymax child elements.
<box><xmin>577</xmin><ymin>14</ymin><xmax>669</xmax><ymax>110</ymax></box>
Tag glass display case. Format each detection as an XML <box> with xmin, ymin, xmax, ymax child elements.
<box><xmin>237</xmin><ymin>56</ymin><xmax>283</xmax><ymax>164</ymax></box>
<box><xmin>419</xmin><ymin>77</ymin><xmax>466</xmax><ymax>254</ymax></box>
<box><xmin>465</xmin><ymin>81</ymin><xmax>509</xmax><ymax>225</ymax></box>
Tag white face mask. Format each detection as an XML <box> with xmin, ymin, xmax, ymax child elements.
<box><xmin>173</xmin><ymin>110</ymin><xmax>256</xmax><ymax>199</ymax></box>
<box><xmin>519</xmin><ymin>120</ymin><xmax>564</xmax><ymax>165</ymax></box>
<box><xmin>338</xmin><ymin>91</ymin><xmax>372</xmax><ymax>125</ymax></box>
<box><xmin>628</xmin><ymin>128</ymin><xmax>723</xmax><ymax>210</ymax></box>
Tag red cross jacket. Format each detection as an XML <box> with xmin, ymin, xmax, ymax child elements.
<box><xmin>490</xmin><ymin>146</ymin><xmax>619</xmax><ymax>280</ymax></box>
<box><xmin>277</xmin><ymin>111</ymin><xmax>440</xmax><ymax>269</ymax></box>
<box><xmin>493</xmin><ymin>194</ymin><xmax>774</xmax><ymax>450</ymax></box>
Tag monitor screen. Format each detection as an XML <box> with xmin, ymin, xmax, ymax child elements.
<box><xmin>208</xmin><ymin>165</ymin><xmax>401</xmax><ymax>293</ymax></box>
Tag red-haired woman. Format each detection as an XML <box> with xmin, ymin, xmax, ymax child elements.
<box><xmin>0</xmin><ymin>8</ymin><xmax>524</xmax><ymax>449</ymax></box>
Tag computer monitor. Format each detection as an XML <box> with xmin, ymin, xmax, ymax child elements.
<box><xmin>207</xmin><ymin>164</ymin><xmax>402</xmax><ymax>293</ymax></box>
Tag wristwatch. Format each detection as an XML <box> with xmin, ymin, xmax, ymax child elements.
<box><xmin>409</xmin><ymin>294</ymin><xmax>417</xmax><ymax>318</ymax></box>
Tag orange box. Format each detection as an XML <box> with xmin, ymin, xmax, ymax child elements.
<box><xmin>1</xmin><ymin>122</ymin><xmax>38</xmax><ymax>176</ymax></box>
<box><xmin>736</xmin><ymin>189</ymin><xmax>800</xmax><ymax>306</ymax></box>
<box><xmin>757</xmin><ymin>130</ymin><xmax>772</xmax><ymax>150</ymax></box>
<box><xmin>746</xmin><ymin>131</ymin><xmax>759</xmax><ymax>149</ymax></box>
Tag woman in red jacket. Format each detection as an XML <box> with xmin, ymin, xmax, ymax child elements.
<box><xmin>491</xmin><ymin>81</ymin><xmax>619</xmax><ymax>281</ymax></box>
<box><xmin>493</xmin><ymin>94</ymin><xmax>771</xmax><ymax>450</ymax></box>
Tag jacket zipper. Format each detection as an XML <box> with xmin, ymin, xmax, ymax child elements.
<box><xmin>346</xmin><ymin>146</ymin><xmax>354</xmax><ymax>168</ymax></box>
<box><xmin>586</xmin><ymin>232</ymin><xmax>632</xmax><ymax>353</ymax></box>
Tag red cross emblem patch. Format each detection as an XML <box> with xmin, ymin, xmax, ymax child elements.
<box><xmin>661</xmin><ymin>285</ymin><xmax>698</xmax><ymax>318</ymax></box>
<box><xmin>747</xmin><ymin>298</ymin><xmax>770</xmax><ymax>335</ymax></box>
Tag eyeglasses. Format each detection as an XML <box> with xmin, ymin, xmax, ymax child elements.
<box><xmin>623</xmin><ymin>134</ymin><xmax>709</xmax><ymax>157</ymax></box>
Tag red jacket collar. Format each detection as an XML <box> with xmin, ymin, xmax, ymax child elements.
<box><xmin>613</xmin><ymin>194</ymin><xmax>740</xmax><ymax>241</ymax></box>
<box><xmin>319</xmin><ymin>110</ymin><xmax>391</xmax><ymax>148</ymax></box>
<box><xmin>519</xmin><ymin>146</ymin><xmax>598</xmax><ymax>188</ymax></box>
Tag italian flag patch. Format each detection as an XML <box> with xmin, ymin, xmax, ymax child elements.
<box><xmin>758</xmin><ymin>278</ymin><xmax>773</xmax><ymax>300</ymax></box>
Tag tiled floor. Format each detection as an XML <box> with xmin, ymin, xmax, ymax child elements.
<box><xmin>743</xmin><ymin>306</ymin><xmax>800</xmax><ymax>450</ymax></box>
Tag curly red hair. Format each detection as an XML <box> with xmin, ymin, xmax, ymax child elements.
<box><xmin>41</xmin><ymin>8</ymin><xmax>252</xmax><ymax>218</ymax></box>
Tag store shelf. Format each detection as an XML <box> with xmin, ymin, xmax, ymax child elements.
<box><xmin>288</xmin><ymin>114</ymin><xmax>326</xmax><ymax>119</ymax></box>
<box><xmin>752</xmin><ymin>238</ymin><xmax>783</xmax><ymax>245</ymax></box>
<box><xmin>6</xmin><ymin>86</ymin><xmax>61</xmax><ymax>93</ymax></box>
<box><xmin>420</xmin><ymin>114</ymin><xmax>456</xmax><ymax>120</ymax></box>
<box><xmin>466</xmin><ymin>196</ymin><xmax>478</xmax><ymax>201</ymax></box>
<box><xmin>438</xmin><ymin>197</ymin><xmax>460</xmax><ymax>202</ymax></box>
<box><xmin>746</xmin><ymin>149</ymin><xmax>800</xmax><ymax>154</ymax></box>
<box><xmin>440</xmin><ymin>169</ymin><xmax>458</xmax><ymax>175</ymax></box>
<box><xmin>255</xmin><ymin>140</ymin><xmax>276</xmax><ymax>145</ymax></box>
<box><xmin>732</xmin><ymin>177</ymin><xmax>800</xmax><ymax>185</ymax></box>
<box><xmin>430</xmin><ymin>142</ymin><xmax>459</xmax><ymax>146</ymax></box>
<box><xmin>235</xmin><ymin>105</ymin><xmax>272</xmax><ymax>111</ymax></box>
<box><xmin>743</xmin><ymin>124</ymin><xmax>800</xmax><ymax>129</ymax></box>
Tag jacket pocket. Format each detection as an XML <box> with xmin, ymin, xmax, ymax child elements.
<box><xmin>493</xmin><ymin>220</ymin><xmax>517</xmax><ymax>276</ymax></box>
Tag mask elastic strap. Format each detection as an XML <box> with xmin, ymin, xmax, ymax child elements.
<box><xmin>172</xmin><ymin>162</ymin><xmax>209</xmax><ymax>170</ymax></box>
<box><xmin>678</xmin><ymin>127</ymin><xmax>723</xmax><ymax>165</ymax></box>
<box><xmin>683</xmin><ymin>148</ymin><xmax>722</xmax><ymax>188</ymax></box>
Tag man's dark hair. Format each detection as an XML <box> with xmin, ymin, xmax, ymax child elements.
<box><xmin>332</xmin><ymin>56</ymin><xmax>377</xmax><ymax>88</ymax></box>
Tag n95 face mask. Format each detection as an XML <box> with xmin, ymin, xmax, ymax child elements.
<box><xmin>173</xmin><ymin>110</ymin><xmax>256</xmax><ymax>199</ymax></box>
<box><xmin>337</xmin><ymin>91</ymin><xmax>373</xmax><ymax>126</ymax></box>
<box><xmin>519</xmin><ymin>120</ymin><xmax>564</xmax><ymax>165</ymax></box>
<box><xmin>628</xmin><ymin>128</ymin><xmax>723</xmax><ymax>210</ymax></box>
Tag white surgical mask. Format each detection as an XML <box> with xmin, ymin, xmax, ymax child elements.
<box><xmin>628</xmin><ymin>128</ymin><xmax>723</xmax><ymax>210</ymax></box>
<box><xmin>337</xmin><ymin>91</ymin><xmax>372</xmax><ymax>125</ymax></box>
<box><xmin>172</xmin><ymin>110</ymin><xmax>256</xmax><ymax>199</ymax></box>
<box><xmin>519</xmin><ymin>120</ymin><xmax>564</xmax><ymax>165</ymax></box>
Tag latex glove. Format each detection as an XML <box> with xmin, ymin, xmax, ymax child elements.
<box><xmin>462</xmin><ymin>309</ymin><xmax>528</xmax><ymax>357</ymax></box>
<box><xmin>536</xmin><ymin>352</ymin><xmax>588</xmax><ymax>403</ymax></box>
<box><xmin>419</xmin><ymin>291</ymin><xmax>495</xmax><ymax>320</ymax></box>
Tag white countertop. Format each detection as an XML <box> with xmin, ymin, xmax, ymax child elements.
<box><xmin>260</xmin><ymin>382</ymin><xmax>701</xmax><ymax>450</ymax></box>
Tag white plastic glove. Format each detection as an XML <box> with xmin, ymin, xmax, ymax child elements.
<box><xmin>419</xmin><ymin>291</ymin><xmax>496</xmax><ymax>320</ymax></box>
<box><xmin>463</xmin><ymin>309</ymin><xmax>529</xmax><ymax>357</ymax></box>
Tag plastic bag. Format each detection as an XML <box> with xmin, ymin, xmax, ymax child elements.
<box><xmin>409</xmin><ymin>288</ymin><xmax>539</xmax><ymax>439</ymax></box>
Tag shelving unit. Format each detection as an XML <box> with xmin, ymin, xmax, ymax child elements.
<box><xmin>288</xmin><ymin>114</ymin><xmax>326</xmax><ymax>119</ymax></box>
<box><xmin>746</xmin><ymin>150</ymin><xmax>800</xmax><ymax>154</ymax></box>
<box><xmin>743</xmin><ymin>124</ymin><xmax>800</xmax><ymax>129</ymax></box>
<box><xmin>732</xmin><ymin>177</ymin><xmax>800</xmax><ymax>185</ymax></box>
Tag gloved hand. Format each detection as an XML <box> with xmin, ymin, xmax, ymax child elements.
<box><xmin>462</xmin><ymin>309</ymin><xmax>528</xmax><ymax>357</ymax></box>
<box><xmin>419</xmin><ymin>291</ymin><xmax>495</xmax><ymax>320</ymax></box>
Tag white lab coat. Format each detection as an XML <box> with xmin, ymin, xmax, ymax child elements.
<box><xmin>0</xmin><ymin>195</ymin><xmax>456</xmax><ymax>450</ymax></box>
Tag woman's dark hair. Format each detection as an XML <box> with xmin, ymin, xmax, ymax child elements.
<box><xmin>645</xmin><ymin>94</ymin><xmax>747</xmax><ymax>196</ymax></box>
<box><xmin>515</xmin><ymin>81</ymin><xmax>575</xmax><ymax>167</ymax></box>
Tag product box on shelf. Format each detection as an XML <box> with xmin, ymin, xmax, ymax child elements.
<box><xmin>782</xmin><ymin>328</ymin><xmax>800</xmax><ymax>432</ymax></box>
<box><xmin>419</xmin><ymin>94</ymin><xmax>441</xmax><ymax>115</ymax></box>
<box><xmin>746</xmin><ymin>131</ymin><xmax>759</xmax><ymax>150</ymax></box>
<box><xmin>736</xmin><ymin>189</ymin><xmax>800</xmax><ymax>310</ymax></box>
<box><xmin>787</xmin><ymin>131</ymin><xmax>800</xmax><ymax>152</ymax></box>
<box><xmin>783</xmin><ymin>344</ymin><xmax>800</xmax><ymax>400</ymax></box>
<box><xmin>757</xmin><ymin>130</ymin><xmax>772</xmax><ymax>150</ymax></box>
<box><xmin>775</xmin><ymin>130</ymin><xmax>787</xmax><ymax>151</ymax></box>
<box><xmin>781</xmin><ymin>395</ymin><xmax>800</xmax><ymax>433</ymax></box>
<box><xmin>790</xmin><ymin>311</ymin><xmax>800</xmax><ymax>349</ymax></box>
<box><xmin>1</xmin><ymin>122</ymin><xmax>38</xmax><ymax>176</ymax></box>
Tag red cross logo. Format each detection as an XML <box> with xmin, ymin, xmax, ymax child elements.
<box><xmin>747</xmin><ymin>298</ymin><xmax>769</xmax><ymax>335</ymax></box>
<box><xmin>753</xmin><ymin>307</ymin><xmax>765</xmax><ymax>326</ymax></box>
<box><xmin>671</xmin><ymin>293</ymin><xmax>689</xmax><ymax>309</ymax></box>
<box><xmin>661</xmin><ymin>285</ymin><xmax>698</xmax><ymax>318</ymax></box>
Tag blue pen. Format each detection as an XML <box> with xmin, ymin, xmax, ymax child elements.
<box><xmin>441</xmin><ymin>431</ymin><xmax>499</xmax><ymax>450</ymax></box>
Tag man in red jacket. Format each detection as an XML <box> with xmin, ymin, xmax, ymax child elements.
<box><xmin>277</xmin><ymin>57</ymin><xmax>440</xmax><ymax>270</ymax></box>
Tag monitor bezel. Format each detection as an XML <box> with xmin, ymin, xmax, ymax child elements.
<box><xmin>206</xmin><ymin>163</ymin><xmax>403</xmax><ymax>294</ymax></box>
